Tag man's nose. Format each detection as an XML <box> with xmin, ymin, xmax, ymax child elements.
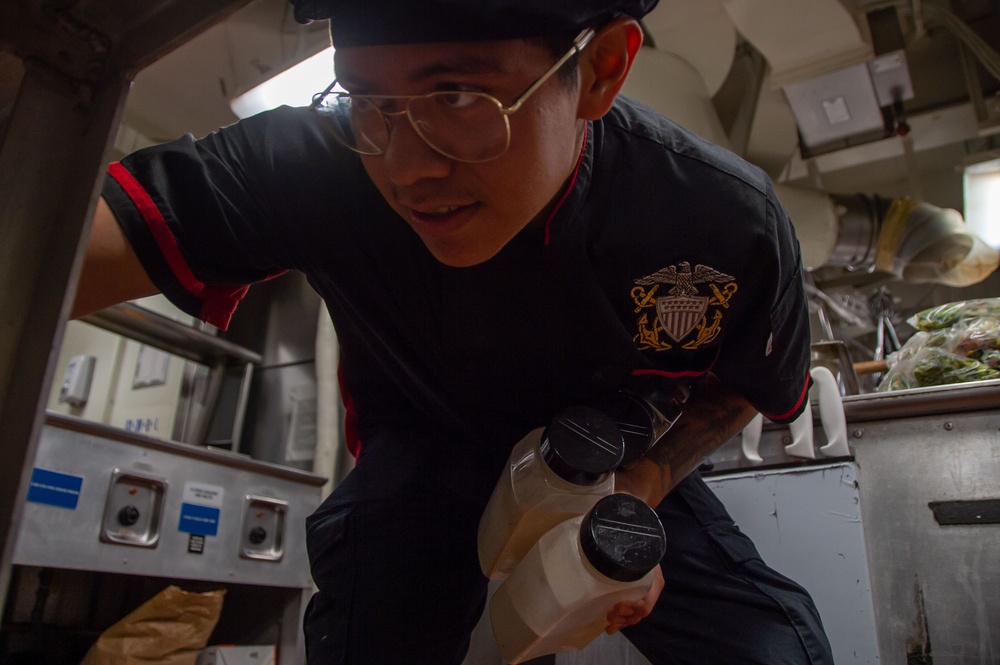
<box><xmin>380</xmin><ymin>115</ymin><xmax>452</xmax><ymax>185</ymax></box>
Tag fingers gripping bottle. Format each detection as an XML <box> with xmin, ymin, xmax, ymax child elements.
<box><xmin>489</xmin><ymin>493</ymin><xmax>667</xmax><ymax>664</ymax></box>
<box><xmin>478</xmin><ymin>406</ymin><xmax>625</xmax><ymax>580</ymax></box>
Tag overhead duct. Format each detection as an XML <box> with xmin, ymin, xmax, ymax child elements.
<box><xmin>641</xmin><ymin>0</ymin><xmax>737</xmax><ymax>96</ymax></box>
<box><xmin>775</xmin><ymin>184</ymin><xmax>1000</xmax><ymax>287</ymax></box>
<box><xmin>718</xmin><ymin>0</ymin><xmax>916</xmax><ymax>159</ymax></box>
<box><xmin>637</xmin><ymin>0</ymin><xmax>891</xmax><ymax>168</ymax></box>
<box><xmin>719</xmin><ymin>0</ymin><xmax>873</xmax><ymax>88</ymax></box>
<box><xmin>626</xmin><ymin>4</ymin><xmax>997</xmax><ymax>289</ymax></box>
<box><xmin>621</xmin><ymin>46</ymin><xmax>732</xmax><ymax>148</ymax></box>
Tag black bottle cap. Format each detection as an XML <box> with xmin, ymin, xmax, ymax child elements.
<box><xmin>623</xmin><ymin>375</ymin><xmax>690</xmax><ymax>426</ymax></box>
<box><xmin>580</xmin><ymin>494</ymin><xmax>666</xmax><ymax>582</ymax></box>
<box><xmin>539</xmin><ymin>405</ymin><xmax>624</xmax><ymax>485</ymax></box>
<box><xmin>589</xmin><ymin>391</ymin><xmax>657</xmax><ymax>468</ymax></box>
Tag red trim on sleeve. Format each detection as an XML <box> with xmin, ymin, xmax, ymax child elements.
<box><xmin>337</xmin><ymin>362</ymin><xmax>362</xmax><ymax>460</ymax></box>
<box><xmin>762</xmin><ymin>372</ymin><xmax>812</xmax><ymax>422</ymax></box>
<box><xmin>543</xmin><ymin>123</ymin><xmax>588</xmax><ymax>245</ymax></box>
<box><xmin>107</xmin><ymin>162</ymin><xmax>268</xmax><ymax>330</ymax></box>
<box><xmin>631</xmin><ymin>348</ymin><xmax>721</xmax><ymax>379</ymax></box>
<box><xmin>632</xmin><ymin>367</ymin><xmax>708</xmax><ymax>379</ymax></box>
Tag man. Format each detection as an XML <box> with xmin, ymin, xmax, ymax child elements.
<box><xmin>74</xmin><ymin>0</ymin><xmax>834</xmax><ymax>663</ymax></box>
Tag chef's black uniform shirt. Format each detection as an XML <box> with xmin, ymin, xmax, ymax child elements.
<box><xmin>102</xmin><ymin>96</ymin><xmax>812</xmax><ymax>501</ymax></box>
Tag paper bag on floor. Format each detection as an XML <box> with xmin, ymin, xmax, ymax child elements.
<box><xmin>81</xmin><ymin>585</ymin><xmax>226</xmax><ymax>665</ymax></box>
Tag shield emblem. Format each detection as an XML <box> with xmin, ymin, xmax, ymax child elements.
<box><xmin>656</xmin><ymin>296</ymin><xmax>708</xmax><ymax>342</ymax></box>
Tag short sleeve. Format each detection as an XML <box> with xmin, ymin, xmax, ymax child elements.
<box><xmin>712</xmin><ymin>184</ymin><xmax>812</xmax><ymax>424</ymax></box>
<box><xmin>101</xmin><ymin>106</ymin><xmax>347</xmax><ymax>329</ymax></box>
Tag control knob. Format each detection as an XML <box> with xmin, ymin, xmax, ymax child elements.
<box><xmin>117</xmin><ymin>505</ymin><xmax>140</xmax><ymax>526</ymax></box>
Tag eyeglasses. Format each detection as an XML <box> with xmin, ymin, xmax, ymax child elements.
<box><xmin>311</xmin><ymin>28</ymin><xmax>596</xmax><ymax>163</ymax></box>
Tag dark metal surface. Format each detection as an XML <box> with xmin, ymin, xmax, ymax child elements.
<box><xmin>0</xmin><ymin>63</ymin><xmax>131</xmax><ymax>622</ymax></box>
<box><xmin>928</xmin><ymin>499</ymin><xmax>1000</xmax><ymax>526</ymax></box>
<box><xmin>852</xmin><ymin>410</ymin><xmax>1000</xmax><ymax>663</ymax></box>
<box><xmin>0</xmin><ymin>0</ymin><xmax>254</xmax><ymax>621</ymax></box>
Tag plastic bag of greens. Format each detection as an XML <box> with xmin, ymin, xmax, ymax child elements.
<box><xmin>878</xmin><ymin>315</ymin><xmax>1000</xmax><ymax>391</ymax></box>
<box><xmin>909</xmin><ymin>298</ymin><xmax>1000</xmax><ymax>331</ymax></box>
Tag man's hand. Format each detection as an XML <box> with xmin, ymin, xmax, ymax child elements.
<box><xmin>605</xmin><ymin>565</ymin><xmax>665</xmax><ymax>634</ymax></box>
<box><xmin>613</xmin><ymin>457</ymin><xmax>672</xmax><ymax>508</ymax></box>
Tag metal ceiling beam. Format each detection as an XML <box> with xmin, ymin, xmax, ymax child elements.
<box><xmin>0</xmin><ymin>0</ymin><xmax>252</xmax><ymax>618</ymax></box>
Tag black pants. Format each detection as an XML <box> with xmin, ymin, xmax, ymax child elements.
<box><xmin>304</xmin><ymin>449</ymin><xmax>833</xmax><ymax>665</ymax></box>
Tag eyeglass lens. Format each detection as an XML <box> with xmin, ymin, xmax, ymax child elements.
<box><xmin>316</xmin><ymin>92</ymin><xmax>511</xmax><ymax>162</ymax></box>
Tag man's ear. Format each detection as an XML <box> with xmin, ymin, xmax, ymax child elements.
<box><xmin>577</xmin><ymin>17</ymin><xmax>643</xmax><ymax>121</ymax></box>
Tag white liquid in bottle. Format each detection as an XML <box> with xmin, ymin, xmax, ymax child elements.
<box><xmin>478</xmin><ymin>406</ymin><xmax>624</xmax><ymax>580</ymax></box>
<box><xmin>490</xmin><ymin>493</ymin><xmax>667</xmax><ymax>664</ymax></box>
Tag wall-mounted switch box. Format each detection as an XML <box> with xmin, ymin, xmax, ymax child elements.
<box><xmin>100</xmin><ymin>469</ymin><xmax>167</xmax><ymax>548</ymax></box>
<box><xmin>59</xmin><ymin>354</ymin><xmax>96</xmax><ymax>406</ymax></box>
<box><xmin>239</xmin><ymin>495</ymin><xmax>287</xmax><ymax>561</ymax></box>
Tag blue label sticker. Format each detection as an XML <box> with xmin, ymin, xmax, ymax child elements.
<box><xmin>178</xmin><ymin>502</ymin><xmax>220</xmax><ymax>536</ymax></box>
<box><xmin>27</xmin><ymin>468</ymin><xmax>83</xmax><ymax>510</ymax></box>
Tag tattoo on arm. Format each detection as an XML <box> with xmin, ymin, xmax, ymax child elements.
<box><xmin>644</xmin><ymin>374</ymin><xmax>757</xmax><ymax>490</ymax></box>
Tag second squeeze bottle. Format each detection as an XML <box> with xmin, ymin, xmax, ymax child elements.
<box><xmin>489</xmin><ymin>493</ymin><xmax>667</xmax><ymax>663</ymax></box>
<box><xmin>478</xmin><ymin>405</ymin><xmax>625</xmax><ymax>580</ymax></box>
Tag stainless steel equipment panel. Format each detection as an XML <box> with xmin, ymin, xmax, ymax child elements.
<box><xmin>851</xmin><ymin>409</ymin><xmax>1000</xmax><ymax>664</ymax></box>
<box><xmin>14</xmin><ymin>414</ymin><xmax>324</xmax><ymax>589</ymax></box>
<box><xmin>705</xmin><ymin>380</ymin><xmax>1000</xmax><ymax>664</ymax></box>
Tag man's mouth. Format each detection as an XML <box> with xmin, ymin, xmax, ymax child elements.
<box><xmin>418</xmin><ymin>205</ymin><xmax>464</xmax><ymax>216</ymax></box>
<box><xmin>406</xmin><ymin>202</ymin><xmax>480</xmax><ymax>237</ymax></box>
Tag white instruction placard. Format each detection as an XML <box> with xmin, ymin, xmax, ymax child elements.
<box><xmin>183</xmin><ymin>482</ymin><xmax>225</xmax><ymax>507</ymax></box>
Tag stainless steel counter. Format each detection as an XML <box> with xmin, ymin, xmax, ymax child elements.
<box><xmin>703</xmin><ymin>379</ymin><xmax>1000</xmax><ymax>664</ymax></box>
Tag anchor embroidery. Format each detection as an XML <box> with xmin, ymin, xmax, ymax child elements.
<box><xmin>632</xmin><ymin>262</ymin><xmax>737</xmax><ymax>351</ymax></box>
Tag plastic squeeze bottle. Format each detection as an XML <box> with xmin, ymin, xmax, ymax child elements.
<box><xmin>478</xmin><ymin>405</ymin><xmax>625</xmax><ymax>580</ymax></box>
<box><xmin>489</xmin><ymin>493</ymin><xmax>667</xmax><ymax>664</ymax></box>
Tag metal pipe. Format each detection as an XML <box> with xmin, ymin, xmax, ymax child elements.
<box><xmin>825</xmin><ymin>193</ymin><xmax>887</xmax><ymax>270</ymax></box>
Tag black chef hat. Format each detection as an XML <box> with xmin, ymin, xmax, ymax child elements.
<box><xmin>290</xmin><ymin>0</ymin><xmax>659</xmax><ymax>47</ymax></box>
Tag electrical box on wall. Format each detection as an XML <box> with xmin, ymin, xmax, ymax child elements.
<box><xmin>58</xmin><ymin>355</ymin><xmax>96</xmax><ymax>407</ymax></box>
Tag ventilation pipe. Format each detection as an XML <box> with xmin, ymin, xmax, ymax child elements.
<box><xmin>621</xmin><ymin>47</ymin><xmax>732</xmax><ymax>148</ymax></box>
<box><xmin>641</xmin><ymin>0</ymin><xmax>737</xmax><ymax>97</ymax></box>
<box><xmin>629</xmin><ymin>3</ymin><xmax>997</xmax><ymax>287</ymax></box>
<box><xmin>775</xmin><ymin>184</ymin><xmax>1000</xmax><ymax>286</ymax></box>
<box><xmin>718</xmin><ymin>0</ymin><xmax>873</xmax><ymax>87</ymax></box>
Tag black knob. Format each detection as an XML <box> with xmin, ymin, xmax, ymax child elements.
<box><xmin>248</xmin><ymin>526</ymin><xmax>267</xmax><ymax>545</ymax></box>
<box><xmin>117</xmin><ymin>505</ymin><xmax>140</xmax><ymax>526</ymax></box>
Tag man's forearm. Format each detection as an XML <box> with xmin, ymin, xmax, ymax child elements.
<box><xmin>614</xmin><ymin>374</ymin><xmax>757</xmax><ymax>507</ymax></box>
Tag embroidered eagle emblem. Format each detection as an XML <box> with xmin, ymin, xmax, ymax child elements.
<box><xmin>634</xmin><ymin>262</ymin><xmax>734</xmax><ymax>297</ymax></box>
<box><xmin>632</xmin><ymin>261</ymin><xmax>738</xmax><ymax>351</ymax></box>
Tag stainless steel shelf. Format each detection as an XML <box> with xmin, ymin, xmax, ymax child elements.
<box><xmin>81</xmin><ymin>302</ymin><xmax>262</xmax><ymax>366</ymax></box>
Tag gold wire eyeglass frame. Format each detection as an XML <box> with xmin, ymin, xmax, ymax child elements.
<box><xmin>310</xmin><ymin>27</ymin><xmax>596</xmax><ymax>163</ymax></box>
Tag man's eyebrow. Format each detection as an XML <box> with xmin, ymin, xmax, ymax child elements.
<box><xmin>407</xmin><ymin>55</ymin><xmax>512</xmax><ymax>82</ymax></box>
<box><xmin>337</xmin><ymin>54</ymin><xmax>513</xmax><ymax>94</ymax></box>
